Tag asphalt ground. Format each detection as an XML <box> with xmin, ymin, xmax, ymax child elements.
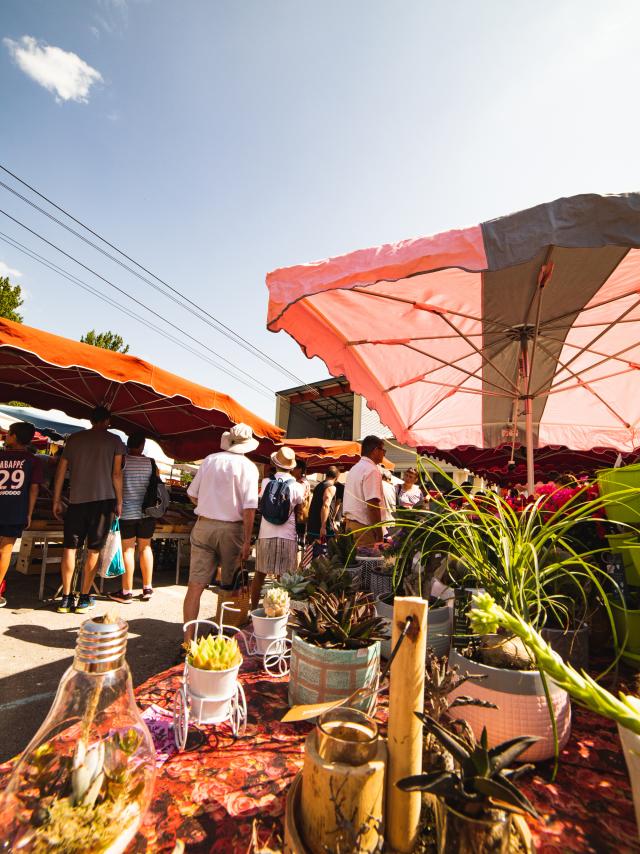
<box><xmin>0</xmin><ymin>560</ymin><xmax>215</xmax><ymax>763</ymax></box>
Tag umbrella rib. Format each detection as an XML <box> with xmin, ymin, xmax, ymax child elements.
<box><xmin>436</xmin><ymin>313</ymin><xmax>520</xmax><ymax>394</ymax></box>
<box><xmin>535</xmin><ymin>339</ymin><xmax>631</xmax><ymax>428</ymax></box>
<box><xmin>537</xmin><ymin>332</ymin><xmax>640</xmax><ymax>380</ymax></box>
<box><xmin>18</xmin><ymin>363</ymin><xmax>94</xmax><ymax>409</ymax></box>
<box><xmin>534</xmin><ymin>293</ymin><xmax>640</xmax><ymax>395</ymax></box>
<box><xmin>386</xmin><ymin>342</ymin><xmax>514</xmax><ymax>396</ymax></box>
<box><xmin>416</xmin><ymin>377</ymin><xmax>510</xmax><ymax>398</ymax></box>
<box><xmin>542</xmin><ymin>281</ymin><xmax>639</xmax><ymax>328</ymax></box>
<box><xmin>545</xmin><ymin>366</ymin><xmax>639</xmax><ymax>396</ymax></box>
<box><xmin>350</xmin><ymin>286</ymin><xmax>512</xmax><ymax>332</ymax></box>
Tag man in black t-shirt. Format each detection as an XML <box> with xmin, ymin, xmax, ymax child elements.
<box><xmin>0</xmin><ymin>422</ymin><xmax>43</xmax><ymax>607</ymax></box>
<box><xmin>306</xmin><ymin>466</ymin><xmax>339</xmax><ymax>560</ymax></box>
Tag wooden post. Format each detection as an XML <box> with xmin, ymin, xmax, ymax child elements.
<box><xmin>386</xmin><ymin>596</ymin><xmax>428</xmax><ymax>853</ymax></box>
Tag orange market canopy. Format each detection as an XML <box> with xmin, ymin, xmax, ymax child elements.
<box><xmin>267</xmin><ymin>192</ymin><xmax>640</xmax><ymax>492</ymax></box>
<box><xmin>0</xmin><ymin>317</ymin><xmax>283</xmax><ymax>460</ymax></box>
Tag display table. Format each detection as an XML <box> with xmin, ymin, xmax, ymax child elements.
<box><xmin>19</xmin><ymin>527</ymin><xmax>192</xmax><ymax>599</ymax></box>
<box><xmin>1</xmin><ymin>658</ymin><xmax>638</xmax><ymax>852</ymax></box>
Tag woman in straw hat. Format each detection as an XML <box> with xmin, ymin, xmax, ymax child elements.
<box><xmin>250</xmin><ymin>445</ymin><xmax>306</xmax><ymax>609</ymax></box>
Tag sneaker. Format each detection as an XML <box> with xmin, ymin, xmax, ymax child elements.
<box><xmin>109</xmin><ymin>591</ymin><xmax>133</xmax><ymax>604</ymax></box>
<box><xmin>57</xmin><ymin>593</ymin><xmax>76</xmax><ymax>614</ymax></box>
<box><xmin>141</xmin><ymin>587</ymin><xmax>153</xmax><ymax>601</ymax></box>
<box><xmin>0</xmin><ymin>596</ymin><xmax>6</xmax><ymax>608</ymax></box>
<box><xmin>75</xmin><ymin>594</ymin><xmax>95</xmax><ymax>614</ymax></box>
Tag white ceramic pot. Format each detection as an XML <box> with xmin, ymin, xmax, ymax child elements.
<box><xmin>375</xmin><ymin>597</ymin><xmax>451</xmax><ymax>658</ymax></box>
<box><xmin>252</xmin><ymin>608</ymin><xmax>290</xmax><ymax>654</ymax></box>
<box><xmin>448</xmin><ymin>647</ymin><xmax>571</xmax><ymax>762</ymax></box>
<box><xmin>187</xmin><ymin>661</ymin><xmax>240</xmax><ymax>702</ymax></box>
<box><xmin>618</xmin><ymin>724</ymin><xmax>640</xmax><ymax>835</ymax></box>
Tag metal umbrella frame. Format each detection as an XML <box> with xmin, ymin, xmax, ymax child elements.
<box><xmin>267</xmin><ymin>192</ymin><xmax>640</xmax><ymax>493</ymax></box>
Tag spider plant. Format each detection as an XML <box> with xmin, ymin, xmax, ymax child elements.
<box><xmin>389</xmin><ymin>459</ymin><xmax>626</xmax><ymax>644</ymax></box>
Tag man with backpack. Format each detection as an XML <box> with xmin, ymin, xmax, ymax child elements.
<box><xmin>250</xmin><ymin>445</ymin><xmax>306</xmax><ymax>609</ymax></box>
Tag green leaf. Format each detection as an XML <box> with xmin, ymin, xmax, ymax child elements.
<box><xmin>488</xmin><ymin>735</ymin><xmax>540</xmax><ymax>773</ymax></box>
<box><xmin>416</xmin><ymin>713</ymin><xmax>472</xmax><ymax>764</ymax></box>
<box><xmin>473</xmin><ymin>775</ymin><xmax>539</xmax><ymax>818</ymax></box>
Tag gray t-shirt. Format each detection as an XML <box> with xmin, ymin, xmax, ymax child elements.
<box><xmin>62</xmin><ymin>429</ymin><xmax>126</xmax><ymax>504</ymax></box>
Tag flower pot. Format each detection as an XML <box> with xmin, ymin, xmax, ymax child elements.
<box><xmin>541</xmin><ymin>624</ymin><xmax>589</xmax><ymax>671</ymax></box>
<box><xmin>288</xmin><ymin>635</ymin><xmax>380</xmax><ymax>715</ymax></box>
<box><xmin>345</xmin><ymin>565</ymin><xmax>362</xmax><ymax>590</ymax></box>
<box><xmin>438</xmin><ymin>807</ymin><xmax>510</xmax><ymax>854</ymax></box>
<box><xmin>448</xmin><ymin>648</ymin><xmax>571</xmax><ymax>761</ymax></box>
<box><xmin>618</xmin><ymin>724</ymin><xmax>640</xmax><ymax>835</ymax></box>
<box><xmin>251</xmin><ymin>607</ymin><xmax>289</xmax><ymax>654</ymax></box>
<box><xmin>606</xmin><ymin>533</ymin><xmax>640</xmax><ymax>586</ymax></box>
<box><xmin>186</xmin><ymin>661</ymin><xmax>241</xmax><ymax>724</ymax></box>
<box><xmin>611</xmin><ymin>599</ymin><xmax>640</xmax><ymax>664</ymax></box>
<box><xmin>355</xmin><ymin>555</ymin><xmax>384</xmax><ymax>591</ymax></box>
<box><xmin>598</xmin><ymin>464</ymin><xmax>640</xmax><ymax>525</ymax></box>
<box><xmin>368</xmin><ymin>568</ymin><xmax>394</xmax><ymax>597</ymax></box>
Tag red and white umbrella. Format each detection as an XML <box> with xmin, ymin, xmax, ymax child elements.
<box><xmin>267</xmin><ymin>192</ymin><xmax>640</xmax><ymax>492</ymax></box>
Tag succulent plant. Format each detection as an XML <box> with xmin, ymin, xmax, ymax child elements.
<box><xmin>327</xmin><ymin>532</ymin><xmax>357</xmax><ymax>567</ymax></box>
<box><xmin>307</xmin><ymin>555</ymin><xmax>353</xmax><ymax>596</ymax></box>
<box><xmin>397</xmin><ymin>713</ymin><xmax>539</xmax><ymax>820</ymax></box>
<box><xmin>270</xmin><ymin>572</ymin><xmax>312</xmax><ymax>600</ymax></box>
<box><xmin>188</xmin><ymin>634</ymin><xmax>242</xmax><ymax>671</ymax></box>
<box><xmin>291</xmin><ymin>590</ymin><xmax>389</xmax><ymax>650</ymax></box>
<box><xmin>424</xmin><ymin>649</ymin><xmax>497</xmax><ymax>724</ymax></box>
<box><xmin>262</xmin><ymin>587</ymin><xmax>290</xmax><ymax>617</ymax></box>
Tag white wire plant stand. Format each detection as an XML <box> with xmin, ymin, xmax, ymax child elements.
<box><xmin>238</xmin><ymin>606</ymin><xmax>292</xmax><ymax>678</ymax></box>
<box><xmin>173</xmin><ymin>612</ymin><xmax>248</xmax><ymax>750</ymax></box>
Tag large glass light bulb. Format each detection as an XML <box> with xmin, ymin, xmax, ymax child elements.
<box><xmin>0</xmin><ymin>614</ymin><xmax>156</xmax><ymax>853</ymax></box>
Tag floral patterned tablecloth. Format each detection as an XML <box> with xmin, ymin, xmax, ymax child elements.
<box><xmin>2</xmin><ymin>657</ymin><xmax>639</xmax><ymax>852</ymax></box>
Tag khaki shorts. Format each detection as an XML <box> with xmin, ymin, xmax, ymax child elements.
<box><xmin>344</xmin><ymin>518</ymin><xmax>380</xmax><ymax>548</ymax></box>
<box><xmin>189</xmin><ymin>517</ymin><xmax>244</xmax><ymax>587</ymax></box>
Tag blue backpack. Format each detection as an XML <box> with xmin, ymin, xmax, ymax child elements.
<box><xmin>261</xmin><ymin>477</ymin><xmax>292</xmax><ymax>525</ymax></box>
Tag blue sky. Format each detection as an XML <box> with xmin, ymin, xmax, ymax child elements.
<box><xmin>1</xmin><ymin>0</ymin><xmax>639</xmax><ymax>421</ymax></box>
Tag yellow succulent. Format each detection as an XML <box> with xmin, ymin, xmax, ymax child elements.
<box><xmin>188</xmin><ymin>634</ymin><xmax>242</xmax><ymax>671</ymax></box>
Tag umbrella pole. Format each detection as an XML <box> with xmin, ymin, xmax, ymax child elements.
<box><xmin>520</xmin><ymin>334</ymin><xmax>535</xmax><ymax>495</ymax></box>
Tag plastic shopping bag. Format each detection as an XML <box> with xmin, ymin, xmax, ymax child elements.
<box><xmin>97</xmin><ymin>519</ymin><xmax>125</xmax><ymax>579</ymax></box>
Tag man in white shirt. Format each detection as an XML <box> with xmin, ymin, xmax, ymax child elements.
<box><xmin>183</xmin><ymin>423</ymin><xmax>259</xmax><ymax>642</ymax></box>
<box><xmin>342</xmin><ymin>435</ymin><xmax>386</xmax><ymax>546</ymax></box>
<box><xmin>250</xmin><ymin>446</ymin><xmax>305</xmax><ymax>609</ymax></box>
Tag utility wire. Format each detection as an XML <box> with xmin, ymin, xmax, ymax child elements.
<box><xmin>0</xmin><ymin>208</ymin><xmax>276</xmax><ymax>400</ymax></box>
<box><xmin>0</xmin><ymin>230</ymin><xmax>272</xmax><ymax>400</ymax></box>
<box><xmin>0</xmin><ymin>163</ymin><xmax>319</xmax><ymax>394</ymax></box>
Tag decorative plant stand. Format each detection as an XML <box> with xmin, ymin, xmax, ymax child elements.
<box><xmin>173</xmin><ymin>617</ymin><xmax>247</xmax><ymax>750</ymax></box>
<box><xmin>238</xmin><ymin>608</ymin><xmax>292</xmax><ymax>677</ymax></box>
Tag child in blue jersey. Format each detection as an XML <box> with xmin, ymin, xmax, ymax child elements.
<box><xmin>0</xmin><ymin>422</ymin><xmax>43</xmax><ymax>607</ymax></box>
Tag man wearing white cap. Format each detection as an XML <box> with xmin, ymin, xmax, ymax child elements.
<box><xmin>250</xmin><ymin>445</ymin><xmax>306</xmax><ymax>609</ymax></box>
<box><xmin>183</xmin><ymin>423</ymin><xmax>259</xmax><ymax>642</ymax></box>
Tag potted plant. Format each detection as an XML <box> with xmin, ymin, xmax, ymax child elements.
<box><xmin>186</xmin><ymin>633</ymin><xmax>243</xmax><ymax>705</ymax></box>
<box><xmin>398</xmin><ymin>714</ymin><xmax>539</xmax><ymax>853</ymax></box>
<box><xmin>288</xmin><ymin>590</ymin><xmax>388</xmax><ymax>714</ymax></box>
<box><xmin>251</xmin><ymin>587</ymin><xmax>290</xmax><ymax>654</ymax></box>
<box><xmin>396</xmin><ymin>463</ymin><xmax>626</xmax><ymax>762</ymax></box>
<box><xmin>469</xmin><ymin>591</ymin><xmax>640</xmax><ymax>833</ymax></box>
<box><xmin>270</xmin><ymin>572</ymin><xmax>313</xmax><ymax>615</ymax></box>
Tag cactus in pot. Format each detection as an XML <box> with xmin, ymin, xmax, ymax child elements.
<box><xmin>263</xmin><ymin>587</ymin><xmax>290</xmax><ymax>617</ymax></box>
<box><xmin>188</xmin><ymin>635</ymin><xmax>242</xmax><ymax>671</ymax></box>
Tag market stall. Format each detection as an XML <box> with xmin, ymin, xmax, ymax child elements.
<box><xmin>0</xmin><ymin>317</ymin><xmax>283</xmax><ymax>461</ymax></box>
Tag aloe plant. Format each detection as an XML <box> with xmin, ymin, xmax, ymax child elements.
<box><xmin>397</xmin><ymin>713</ymin><xmax>539</xmax><ymax>820</ymax></box>
<box><xmin>291</xmin><ymin>590</ymin><xmax>388</xmax><ymax>650</ymax></box>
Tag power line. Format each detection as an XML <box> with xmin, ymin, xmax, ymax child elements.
<box><xmin>0</xmin><ymin>230</ymin><xmax>272</xmax><ymax>400</ymax></box>
<box><xmin>0</xmin><ymin>208</ymin><xmax>276</xmax><ymax>400</ymax></box>
<box><xmin>0</xmin><ymin>163</ymin><xmax>318</xmax><ymax>394</ymax></box>
<box><xmin>0</xmin><ymin>230</ymin><xmax>273</xmax><ymax>400</ymax></box>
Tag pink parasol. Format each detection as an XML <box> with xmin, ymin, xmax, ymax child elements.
<box><xmin>267</xmin><ymin>193</ymin><xmax>640</xmax><ymax>492</ymax></box>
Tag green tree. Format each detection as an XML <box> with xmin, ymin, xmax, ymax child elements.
<box><xmin>80</xmin><ymin>329</ymin><xmax>130</xmax><ymax>353</ymax></box>
<box><xmin>0</xmin><ymin>276</ymin><xmax>24</xmax><ymax>322</ymax></box>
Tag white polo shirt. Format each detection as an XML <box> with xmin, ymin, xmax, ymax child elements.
<box><xmin>187</xmin><ymin>451</ymin><xmax>259</xmax><ymax>521</ymax></box>
<box><xmin>343</xmin><ymin>457</ymin><xmax>384</xmax><ymax>526</ymax></box>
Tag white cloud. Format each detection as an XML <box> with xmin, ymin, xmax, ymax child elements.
<box><xmin>3</xmin><ymin>36</ymin><xmax>103</xmax><ymax>103</ymax></box>
<box><xmin>0</xmin><ymin>261</ymin><xmax>22</xmax><ymax>279</ymax></box>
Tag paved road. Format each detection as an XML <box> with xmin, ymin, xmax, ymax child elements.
<box><xmin>0</xmin><ymin>564</ymin><xmax>221</xmax><ymax>763</ymax></box>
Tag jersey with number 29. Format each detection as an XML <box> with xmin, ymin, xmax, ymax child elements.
<box><xmin>0</xmin><ymin>450</ymin><xmax>44</xmax><ymax>526</ymax></box>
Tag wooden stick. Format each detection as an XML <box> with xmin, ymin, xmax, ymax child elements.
<box><xmin>386</xmin><ymin>596</ymin><xmax>428</xmax><ymax>853</ymax></box>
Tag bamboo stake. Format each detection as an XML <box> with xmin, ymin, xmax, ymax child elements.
<box><xmin>386</xmin><ymin>596</ymin><xmax>428</xmax><ymax>853</ymax></box>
